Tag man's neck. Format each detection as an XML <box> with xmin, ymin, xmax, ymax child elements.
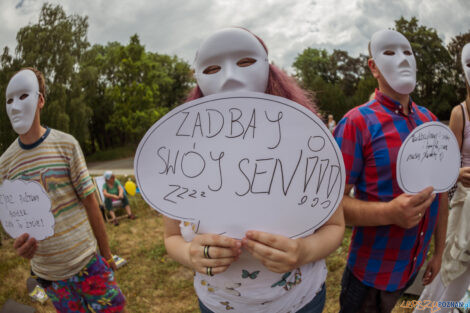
<box><xmin>378</xmin><ymin>85</ymin><xmax>410</xmax><ymax>115</ymax></box>
<box><xmin>19</xmin><ymin>122</ymin><xmax>47</xmax><ymax>145</ymax></box>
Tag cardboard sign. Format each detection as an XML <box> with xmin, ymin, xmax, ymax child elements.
<box><xmin>0</xmin><ymin>179</ymin><xmax>54</xmax><ymax>240</ymax></box>
<box><xmin>135</xmin><ymin>92</ymin><xmax>345</xmax><ymax>238</ymax></box>
<box><xmin>397</xmin><ymin>121</ymin><xmax>460</xmax><ymax>194</ymax></box>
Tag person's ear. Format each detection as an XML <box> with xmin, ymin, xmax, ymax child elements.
<box><xmin>38</xmin><ymin>93</ymin><xmax>45</xmax><ymax>111</ymax></box>
<box><xmin>368</xmin><ymin>58</ymin><xmax>380</xmax><ymax>79</ymax></box>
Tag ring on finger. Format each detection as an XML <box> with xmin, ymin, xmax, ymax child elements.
<box><xmin>203</xmin><ymin>245</ymin><xmax>212</xmax><ymax>259</ymax></box>
<box><xmin>206</xmin><ymin>266</ymin><xmax>214</xmax><ymax>276</ymax></box>
<box><xmin>418</xmin><ymin>212</ymin><xmax>422</xmax><ymax>218</ymax></box>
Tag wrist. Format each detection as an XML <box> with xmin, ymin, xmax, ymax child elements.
<box><xmin>381</xmin><ymin>200</ymin><xmax>395</xmax><ymax>225</ymax></box>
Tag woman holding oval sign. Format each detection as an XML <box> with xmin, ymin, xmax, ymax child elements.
<box><xmin>161</xmin><ymin>28</ymin><xmax>345</xmax><ymax>313</ymax></box>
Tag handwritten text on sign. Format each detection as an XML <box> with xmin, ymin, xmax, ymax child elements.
<box><xmin>135</xmin><ymin>92</ymin><xmax>346</xmax><ymax>238</ymax></box>
<box><xmin>0</xmin><ymin>180</ymin><xmax>54</xmax><ymax>240</ymax></box>
<box><xmin>397</xmin><ymin>121</ymin><xmax>460</xmax><ymax>194</ymax></box>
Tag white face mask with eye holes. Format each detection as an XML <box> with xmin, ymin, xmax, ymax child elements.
<box><xmin>462</xmin><ymin>43</ymin><xmax>470</xmax><ymax>86</ymax></box>
<box><xmin>5</xmin><ymin>70</ymin><xmax>40</xmax><ymax>135</ymax></box>
<box><xmin>194</xmin><ymin>28</ymin><xmax>270</xmax><ymax>96</ymax></box>
<box><xmin>371</xmin><ymin>29</ymin><xmax>417</xmax><ymax>95</ymax></box>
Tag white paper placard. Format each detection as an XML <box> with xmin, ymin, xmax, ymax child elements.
<box><xmin>396</xmin><ymin>121</ymin><xmax>460</xmax><ymax>194</ymax></box>
<box><xmin>135</xmin><ymin>92</ymin><xmax>346</xmax><ymax>238</ymax></box>
<box><xmin>0</xmin><ymin>179</ymin><xmax>54</xmax><ymax>240</ymax></box>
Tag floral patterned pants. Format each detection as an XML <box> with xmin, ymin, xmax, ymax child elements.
<box><xmin>43</xmin><ymin>254</ymin><xmax>126</xmax><ymax>313</ymax></box>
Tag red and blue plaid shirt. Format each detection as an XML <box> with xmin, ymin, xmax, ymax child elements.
<box><xmin>333</xmin><ymin>89</ymin><xmax>441</xmax><ymax>291</ymax></box>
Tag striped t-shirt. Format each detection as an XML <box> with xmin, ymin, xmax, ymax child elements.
<box><xmin>0</xmin><ymin>128</ymin><xmax>97</xmax><ymax>280</ymax></box>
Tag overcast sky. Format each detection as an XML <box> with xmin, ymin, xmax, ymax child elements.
<box><xmin>1</xmin><ymin>0</ymin><xmax>469</xmax><ymax>72</ymax></box>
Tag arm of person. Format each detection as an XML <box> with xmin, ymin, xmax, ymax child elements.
<box><xmin>82</xmin><ymin>193</ymin><xmax>116</xmax><ymax>270</ymax></box>
<box><xmin>422</xmin><ymin>192</ymin><xmax>448</xmax><ymax>285</ymax></box>
<box><xmin>102</xmin><ymin>188</ymin><xmax>118</xmax><ymax>200</ymax></box>
<box><xmin>342</xmin><ymin>184</ymin><xmax>436</xmax><ymax>228</ymax></box>
<box><xmin>163</xmin><ymin>216</ymin><xmax>241</xmax><ymax>275</ymax></box>
<box><xmin>242</xmin><ymin>202</ymin><xmax>345</xmax><ymax>273</ymax></box>
<box><xmin>449</xmin><ymin>105</ymin><xmax>470</xmax><ymax>187</ymax></box>
<box><xmin>117</xmin><ymin>183</ymin><xmax>124</xmax><ymax>199</ymax></box>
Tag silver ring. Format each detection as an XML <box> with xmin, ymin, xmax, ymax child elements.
<box><xmin>203</xmin><ymin>245</ymin><xmax>212</xmax><ymax>259</ymax></box>
<box><xmin>206</xmin><ymin>266</ymin><xmax>214</xmax><ymax>276</ymax></box>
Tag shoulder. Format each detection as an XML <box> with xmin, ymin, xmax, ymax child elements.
<box><xmin>450</xmin><ymin>103</ymin><xmax>464</xmax><ymax>119</ymax></box>
<box><xmin>0</xmin><ymin>140</ymin><xmax>21</xmax><ymax>172</ymax></box>
<box><xmin>49</xmin><ymin>129</ymin><xmax>79</xmax><ymax>145</ymax></box>
<box><xmin>413</xmin><ymin>104</ymin><xmax>438</xmax><ymax>122</ymax></box>
<box><xmin>338</xmin><ymin>101</ymin><xmax>376</xmax><ymax>128</ymax></box>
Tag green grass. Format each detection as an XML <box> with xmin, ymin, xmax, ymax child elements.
<box><xmin>86</xmin><ymin>145</ymin><xmax>137</xmax><ymax>162</ymax></box>
<box><xmin>0</xmin><ymin>179</ymin><xmax>418</xmax><ymax>312</ymax></box>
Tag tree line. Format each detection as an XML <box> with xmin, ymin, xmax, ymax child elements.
<box><xmin>1</xmin><ymin>4</ymin><xmax>469</xmax><ymax>155</ymax></box>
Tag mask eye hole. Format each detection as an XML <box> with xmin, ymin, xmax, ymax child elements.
<box><xmin>404</xmin><ymin>50</ymin><xmax>412</xmax><ymax>56</ymax></box>
<box><xmin>467</xmin><ymin>62</ymin><xmax>470</xmax><ymax>68</ymax></box>
<box><xmin>237</xmin><ymin>57</ymin><xmax>257</xmax><ymax>67</ymax></box>
<box><xmin>6</xmin><ymin>98</ymin><xmax>13</xmax><ymax>104</ymax></box>
<box><xmin>383</xmin><ymin>50</ymin><xmax>395</xmax><ymax>56</ymax></box>
<box><xmin>203</xmin><ymin>65</ymin><xmax>221</xmax><ymax>75</ymax></box>
<box><xmin>19</xmin><ymin>94</ymin><xmax>29</xmax><ymax>100</ymax></box>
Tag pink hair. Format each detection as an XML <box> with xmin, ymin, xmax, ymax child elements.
<box><xmin>186</xmin><ymin>29</ymin><xmax>317</xmax><ymax>113</ymax></box>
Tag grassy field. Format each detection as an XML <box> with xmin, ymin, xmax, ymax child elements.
<box><xmin>0</xmin><ymin>184</ymin><xmax>418</xmax><ymax>312</ymax></box>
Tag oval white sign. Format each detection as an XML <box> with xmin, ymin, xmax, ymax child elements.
<box><xmin>396</xmin><ymin>121</ymin><xmax>460</xmax><ymax>194</ymax></box>
<box><xmin>135</xmin><ymin>92</ymin><xmax>345</xmax><ymax>238</ymax></box>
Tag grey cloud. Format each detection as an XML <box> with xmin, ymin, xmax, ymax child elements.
<box><xmin>0</xmin><ymin>0</ymin><xmax>467</xmax><ymax>72</ymax></box>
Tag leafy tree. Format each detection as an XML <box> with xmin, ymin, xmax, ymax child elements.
<box><xmin>293</xmin><ymin>48</ymin><xmax>366</xmax><ymax>119</ymax></box>
<box><xmin>13</xmin><ymin>3</ymin><xmax>92</xmax><ymax>147</ymax></box>
<box><xmin>447</xmin><ymin>30</ymin><xmax>470</xmax><ymax>100</ymax></box>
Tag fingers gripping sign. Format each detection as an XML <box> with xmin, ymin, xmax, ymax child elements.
<box><xmin>242</xmin><ymin>230</ymin><xmax>303</xmax><ymax>273</ymax></box>
<box><xmin>389</xmin><ymin>186</ymin><xmax>435</xmax><ymax>229</ymax></box>
<box><xmin>13</xmin><ymin>233</ymin><xmax>37</xmax><ymax>259</ymax></box>
<box><xmin>189</xmin><ymin>234</ymin><xmax>242</xmax><ymax>276</ymax></box>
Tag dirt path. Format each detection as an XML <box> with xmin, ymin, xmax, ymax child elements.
<box><xmin>87</xmin><ymin>157</ymin><xmax>134</xmax><ymax>176</ymax></box>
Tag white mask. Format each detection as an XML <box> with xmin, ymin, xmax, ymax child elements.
<box><xmin>461</xmin><ymin>43</ymin><xmax>470</xmax><ymax>85</ymax></box>
<box><xmin>194</xmin><ymin>28</ymin><xmax>269</xmax><ymax>96</ymax></box>
<box><xmin>371</xmin><ymin>29</ymin><xmax>417</xmax><ymax>95</ymax></box>
<box><xmin>5</xmin><ymin>70</ymin><xmax>40</xmax><ymax>135</ymax></box>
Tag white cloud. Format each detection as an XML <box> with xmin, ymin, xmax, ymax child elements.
<box><xmin>1</xmin><ymin>0</ymin><xmax>468</xmax><ymax>72</ymax></box>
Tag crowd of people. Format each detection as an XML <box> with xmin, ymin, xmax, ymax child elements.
<box><xmin>1</xmin><ymin>26</ymin><xmax>469</xmax><ymax>313</ymax></box>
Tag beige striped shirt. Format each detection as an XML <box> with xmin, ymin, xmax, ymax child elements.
<box><xmin>0</xmin><ymin>129</ymin><xmax>97</xmax><ymax>280</ymax></box>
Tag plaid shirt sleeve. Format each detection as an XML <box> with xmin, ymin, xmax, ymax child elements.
<box><xmin>333</xmin><ymin>113</ymin><xmax>365</xmax><ymax>186</ymax></box>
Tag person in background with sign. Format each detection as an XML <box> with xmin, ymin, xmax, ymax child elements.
<box><xmin>413</xmin><ymin>42</ymin><xmax>470</xmax><ymax>313</ymax></box>
<box><xmin>163</xmin><ymin>28</ymin><xmax>345</xmax><ymax>313</ymax></box>
<box><xmin>0</xmin><ymin>68</ymin><xmax>126</xmax><ymax>312</ymax></box>
<box><xmin>333</xmin><ymin>29</ymin><xmax>448</xmax><ymax>313</ymax></box>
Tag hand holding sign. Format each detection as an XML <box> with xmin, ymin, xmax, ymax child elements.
<box><xmin>396</xmin><ymin>122</ymin><xmax>460</xmax><ymax>194</ymax></box>
<box><xmin>135</xmin><ymin>92</ymin><xmax>345</xmax><ymax>238</ymax></box>
<box><xmin>0</xmin><ymin>180</ymin><xmax>54</xmax><ymax>241</ymax></box>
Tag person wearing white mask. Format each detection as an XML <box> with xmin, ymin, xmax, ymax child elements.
<box><xmin>163</xmin><ymin>28</ymin><xmax>345</xmax><ymax>313</ymax></box>
<box><xmin>333</xmin><ymin>30</ymin><xmax>448</xmax><ymax>313</ymax></box>
<box><xmin>412</xmin><ymin>43</ymin><xmax>470</xmax><ymax>313</ymax></box>
<box><xmin>0</xmin><ymin>68</ymin><xmax>127</xmax><ymax>312</ymax></box>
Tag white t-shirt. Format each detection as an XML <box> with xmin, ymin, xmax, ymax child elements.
<box><xmin>180</xmin><ymin>222</ymin><xmax>327</xmax><ymax>313</ymax></box>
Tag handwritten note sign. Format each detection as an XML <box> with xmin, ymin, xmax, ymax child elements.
<box><xmin>135</xmin><ymin>92</ymin><xmax>345</xmax><ymax>238</ymax></box>
<box><xmin>0</xmin><ymin>180</ymin><xmax>54</xmax><ymax>240</ymax></box>
<box><xmin>396</xmin><ymin>121</ymin><xmax>460</xmax><ymax>194</ymax></box>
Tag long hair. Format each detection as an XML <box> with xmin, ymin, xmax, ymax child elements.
<box><xmin>186</xmin><ymin>29</ymin><xmax>317</xmax><ymax>113</ymax></box>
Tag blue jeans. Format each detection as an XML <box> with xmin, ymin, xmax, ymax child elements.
<box><xmin>198</xmin><ymin>283</ymin><xmax>326</xmax><ymax>313</ymax></box>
